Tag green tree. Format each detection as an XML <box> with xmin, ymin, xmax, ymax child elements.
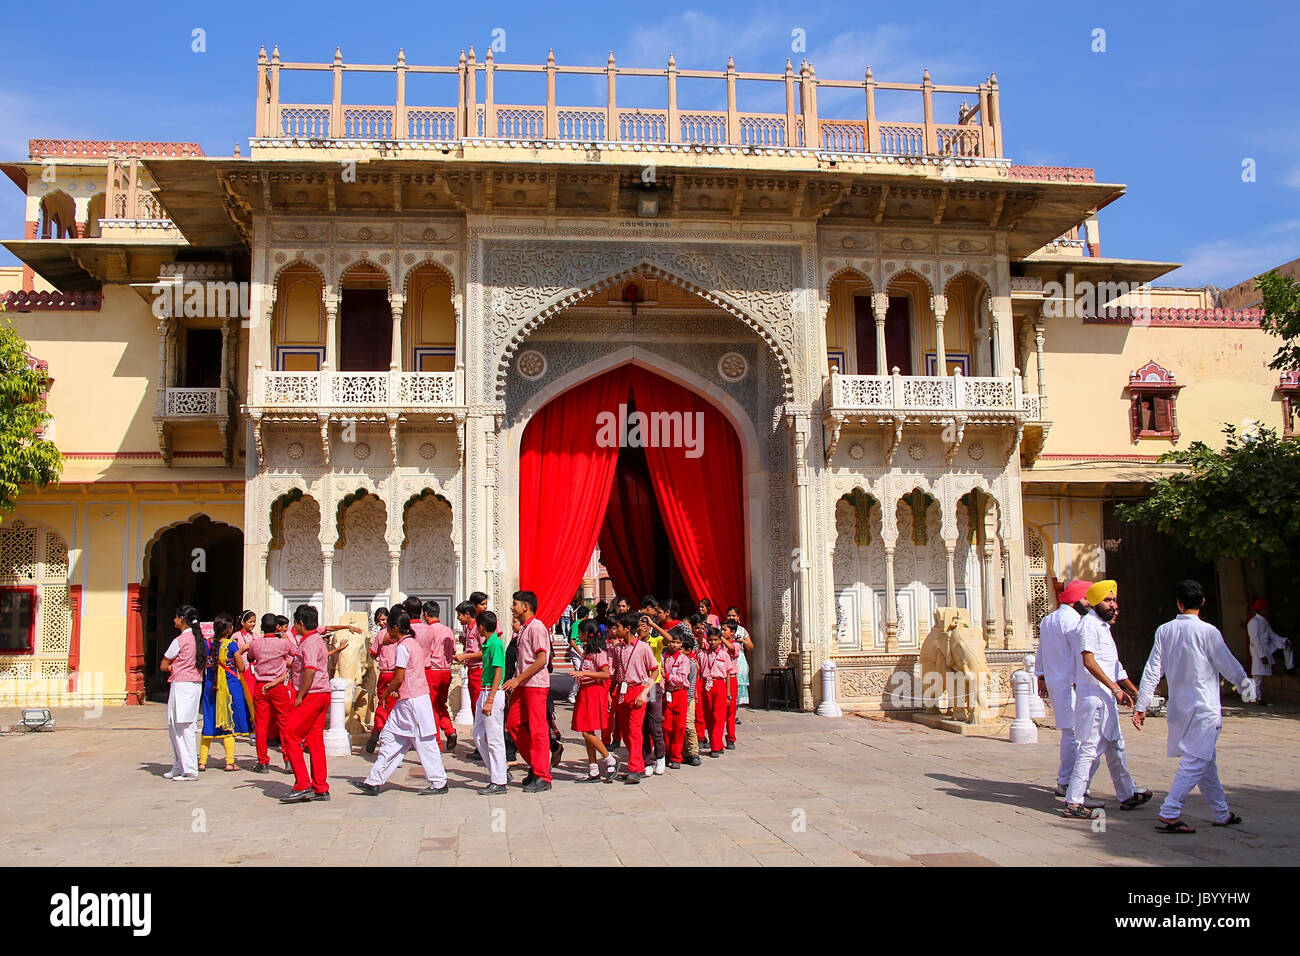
<box><xmin>1116</xmin><ymin>425</ymin><xmax>1300</xmax><ymax>568</ymax></box>
<box><xmin>0</xmin><ymin>308</ymin><xmax>62</xmax><ymax>515</ymax></box>
<box><xmin>1257</xmin><ymin>270</ymin><xmax>1300</xmax><ymax>372</ymax></box>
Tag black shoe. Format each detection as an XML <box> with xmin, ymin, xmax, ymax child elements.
<box><xmin>467</xmin><ymin>748</ymin><xmax>482</xmax><ymax>761</ymax></box>
<box><xmin>601</xmin><ymin>759</ymin><xmax>619</xmax><ymax>783</ymax></box>
<box><xmin>254</xmin><ymin>763</ymin><xmax>270</xmax><ymax>774</ymax></box>
<box><xmin>550</xmin><ymin>742</ymin><xmax>564</xmax><ymax>768</ymax></box>
<box><xmin>478</xmin><ymin>783</ymin><xmax>507</xmax><ymax>796</ymax></box>
<box><xmin>311</xmin><ymin>791</ymin><xmax>330</xmax><ymax>802</ymax></box>
<box><xmin>709</xmin><ymin>750</ymin><xmax>723</xmax><ymax>758</ymax></box>
<box><xmin>725</xmin><ymin>741</ymin><xmax>735</xmax><ymax>750</ymax></box>
<box><xmin>687</xmin><ymin>756</ymin><xmax>702</xmax><ymax>766</ymax></box>
<box><xmin>577</xmin><ymin>773</ymin><xmax>603</xmax><ymax>783</ymax></box>
<box><xmin>625</xmin><ymin>772</ymin><xmax>642</xmax><ymax>785</ymax></box>
<box><xmin>668</xmin><ymin>761</ymin><xmax>681</xmax><ymax>769</ymax></box>
<box><xmin>522</xmin><ymin>778</ymin><xmax>552</xmax><ymax>793</ymax></box>
<box><xmin>279</xmin><ymin>789</ymin><xmax>314</xmax><ymax>804</ymax></box>
<box><xmin>521</xmin><ymin>772</ymin><xmax>538</xmax><ymax>787</ymax></box>
<box><xmin>444</xmin><ymin>733</ymin><xmax>457</xmax><ymax>754</ymax></box>
<box><xmin>352</xmin><ymin>780</ymin><xmax>380</xmax><ymax>796</ymax></box>
<box><xmin>365</xmin><ymin>730</ymin><xmax>380</xmax><ymax>754</ymax></box>
<box><xmin>418</xmin><ymin>783</ymin><xmax>449</xmax><ymax>795</ymax></box>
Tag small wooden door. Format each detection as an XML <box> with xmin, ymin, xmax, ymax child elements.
<box><xmin>339</xmin><ymin>289</ymin><xmax>392</xmax><ymax>371</ymax></box>
<box><xmin>854</xmin><ymin>295</ymin><xmax>913</xmax><ymax>374</ymax></box>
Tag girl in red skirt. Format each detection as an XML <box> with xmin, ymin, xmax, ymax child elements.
<box><xmin>571</xmin><ymin>620</ymin><xmax>618</xmax><ymax>783</ymax></box>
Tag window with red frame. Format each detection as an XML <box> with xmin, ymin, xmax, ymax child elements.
<box><xmin>1128</xmin><ymin>360</ymin><xmax>1182</xmax><ymax>441</ymax></box>
<box><xmin>0</xmin><ymin>586</ymin><xmax>37</xmax><ymax>653</ymax></box>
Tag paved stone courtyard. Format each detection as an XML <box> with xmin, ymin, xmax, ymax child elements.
<box><xmin>2</xmin><ymin>692</ymin><xmax>1296</xmax><ymax>867</ymax></box>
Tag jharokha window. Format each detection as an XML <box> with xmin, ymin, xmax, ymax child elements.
<box><xmin>1280</xmin><ymin>370</ymin><xmax>1300</xmax><ymax>438</ymax></box>
<box><xmin>1127</xmin><ymin>360</ymin><xmax>1183</xmax><ymax>441</ymax></box>
<box><xmin>0</xmin><ymin>586</ymin><xmax>37</xmax><ymax>653</ymax></box>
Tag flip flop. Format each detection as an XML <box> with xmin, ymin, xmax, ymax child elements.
<box><xmin>1154</xmin><ymin>818</ymin><xmax>1196</xmax><ymax>834</ymax></box>
<box><xmin>1120</xmin><ymin>789</ymin><xmax>1153</xmax><ymax>811</ymax></box>
<box><xmin>224</xmin><ymin>764</ymin><xmax>239</xmax><ymax>772</ymax></box>
<box><xmin>1062</xmin><ymin>804</ymin><xmax>1096</xmax><ymax>819</ymax></box>
<box><xmin>1212</xmin><ymin>813</ymin><xmax>1242</xmax><ymax>827</ymax></box>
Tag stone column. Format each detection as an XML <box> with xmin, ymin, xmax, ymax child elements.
<box><xmin>389</xmin><ymin>550</ymin><xmax>401</xmax><ymax>608</ymax></box>
<box><xmin>219</xmin><ymin>317</ymin><xmax>232</xmax><ymax>392</ymax></box>
<box><xmin>790</xmin><ymin>409</ymin><xmax>816</xmax><ymax>710</ymax></box>
<box><xmin>944</xmin><ymin>540</ymin><xmax>957</xmax><ymax>606</ymax></box>
<box><xmin>883</xmin><ymin>544</ymin><xmax>899</xmax><ymax>653</ymax></box>
<box><xmin>1001</xmin><ymin>544</ymin><xmax>1014</xmax><ymax>650</ymax></box>
<box><xmin>990</xmin><ymin>297</ymin><xmax>1012</xmax><ymax>377</ymax></box>
<box><xmin>980</xmin><ymin>540</ymin><xmax>997</xmax><ymax>648</ymax></box>
<box><xmin>324</xmin><ymin>296</ymin><xmax>339</xmax><ymax>370</ymax></box>
<box><xmin>1034</xmin><ymin>317</ymin><xmax>1048</xmax><ymax>415</ymax></box>
<box><xmin>389</xmin><ymin>294</ymin><xmax>405</xmax><ymax>371</ymax></box>
<box><xmin>155</xmin><ymin>319</ymin><xmax>171</xmax><ymax>417</ymax></box>
<box><xmin>321</xmin><ymin>551</ymin><xmax>335</xmax><ymax>623</ymax></box>
<box><xmin>930</xmin><ymin>294</ymin><xmax>947</xmax><ymax>375</ymax></box>
<box><xmin>871</xmin><ymin>292</ymin><xmax>889</xmax><ymax>375</ymax></box>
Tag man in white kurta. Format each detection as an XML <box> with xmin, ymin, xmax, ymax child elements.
<box><xmin>1246</xmin><ymin>599</ymin><xmax>1293</xmax><ymax>704</ymax></box>
<box><xmin>1135</xmin><ymin>581</ymin><xmax>1256</xmax><ymax>830</ymax></box>
<box><xmin>1035</xmin><ymin>579</ymin><xmax>1092</xmax><ymax>794</ymax></box>
<box><xmin>356</xmin><ymin>623</ymin><xmax>448</xmax><ymax>795</ymax></box>
<box><xmin>1064</xmin><ymin>581</ymin><xmax>1150</xmax><ymax>815</ymax></box>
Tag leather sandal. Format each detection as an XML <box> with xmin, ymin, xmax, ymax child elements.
<box><xmin>1212</xmin><ymin>813</ymin><xmax>1242</xmax><ymax>827</ymax></box>
<box><xmin>1154</xmin><ymin>818</ymin><xmax>1196</xmax><ymax>834</ymax></box>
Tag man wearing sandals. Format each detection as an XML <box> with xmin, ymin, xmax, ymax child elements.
<box><xmin>1063</xmin><ymin>580</ymin><xmax>1153</xmax><ymax>819</ymax></box>
<box><xmin>1133</xmin><ymin>579</ymin><xmax>1257</xmax><ymax>834</ymax></box>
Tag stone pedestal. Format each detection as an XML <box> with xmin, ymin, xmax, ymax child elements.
<box><xmin>324</xmin><ymin>677</ymin><xmax>352</xmax><ymax>756</ymax></box>
<box><xmin>1009</xmin><ymin>669</ymin><xmax>1038</xmax><ymax>744</ymax></box>
<box><xmin>1025</xmin><ymin>654</ymin><xmax>1046</xmax><ymax>719</ymax></box>
<box><xmin>815</xmin><ymin>660</ymin><xmax>842</xmax><ymax>718</ymax></box>
<box><xmin>454</xmin><ymin>665</ymin><xmax>473</xmax><ymax>725</ymax></box>
<box><xmin>911</xmin><ymin>713</ymin><xmax>1006</xmax><ymax>736</ymax></box>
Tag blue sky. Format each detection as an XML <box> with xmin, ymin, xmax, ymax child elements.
<box><xmin>3</xmin><ymin>0</ymin><xmax>1297</xmax><ymax>287</ymax></box>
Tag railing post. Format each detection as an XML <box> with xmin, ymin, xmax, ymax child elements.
<box><xmin>922</xmin><ymin>69</ymin><xmax>936</xmax><ymax>155</ymax></box>
<box><xmin>466</xmin><ymin>48</ymin><xmax>478</xmax><ymax>137</ymax></box>
<box><xmin>253</xmin><ymin>362</ymin><xmax>265</xmax><ymax>405</ymax></box>
<box><xmin>725</xmin><ymin>56</ymin><xmax>739</xmax><ymax>145</ymax></box>
<box><xmin>256</xmin><ymin>47</ymin><xmax>269</xmax><ymax>138</ymax></box>
<box><xmin>784</xmin><ymin>60</ymin><xmax>797</xmax><ymax>147</ymax></box>
<box><xmin>269</xmin><ymin>46</ymin><xmax>282</xmax><ymax>138</ymax></box>
<box><xmin>457</xmin><ymin>50</ymin><xmax>467</xmax><ymax>138</ymax></box>
<box><xmin>800</xmin><ymin>61</ymin><xmax>820</xmax><ymax>149</ymax></box>
<box><xmin>545</xmin><ymin>49</ymin><xmax>558</xmax><ymax>139</ymax></box>
<box><xmin>667</xmin><ymin>54</ymin><xmax>679</xmax><ymax>144</ymax></box>
<box><xmin>891</xmin><ymin>365</ymin><xmax>903</xmax><ymax>408</ymax></box>
<box><xmin>320</xmin><ymin>362</ymin><xmax>333</xmax><ymax>406</ymax></box>
<box><xmin>331</xmin><ymin>47</ymin><xmax>344</xmax><ymax>138</ymax></box>
<box><xmin>978</xmin><ymin>81</ymin><xmax>992</xmax><ymax>157</ymax></box>
<box><xmin>105</xmin><ymin>157</ymin><xmax>118</xmax><ymax>221</ymax></box>
<box><xmin>606</xmin><ymin>51</ymin><xmax>616</xmax><ymax>142</ymax></box>
<box><xmin>930</xmin><ymin>294</ymin><xmax>947</xmax><ymax>375</ymax></box>
<box><xmin>388</xmin><ymin>365</ymin><xmax>400</xmax><ymax>406</ymax></box>
<box><xmin>954</xmin><ymin>367</ymin><xmax>964</xmax><ymax>409</ymax></box>
<box><xmin>484</xmin><ymin>49</ymin><xmax>496</xmax><ymax>139</ymax></box>
<box><xmin>395</xmin><ymin>48</ymin><xmax>407</xmax><ymax>139</ymax></box>
<box><xmin>988</xmin><ymin>73</ymin><xmax>1002</xmax><ymax>158</ymax></box>
<box><xmin>126</xmin><ymin>157</ymin><xmax>139</xmax><ymax>221</ymax></box>
<box><xmin>871</xmin><ymin>292</ymin><xmax>888</xmax><ymax>376</ymax></box>
<box><xmin>865</xmin><ymin>67</ymin><xmax>880</xmax><ymax>152</ymax></box>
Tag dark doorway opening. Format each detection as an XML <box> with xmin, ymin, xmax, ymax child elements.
<box><xmin>339</xmin><ymin>288</ymin><xmax>392</xmax><ymax>371</ymax></box>
<box><xmin>143</xmin><ymin>515</ymin><xmax>244</xmax><ymax>700</ymax></box>
<box><xmin>183</xmin><ymin>328</ymin><xmax>222</xmax><ymax>388</ymax></box>
<box><xmin>854</xmin><ymin>295</ymin><xmax>913</xmax><ymax>374</ymax></box>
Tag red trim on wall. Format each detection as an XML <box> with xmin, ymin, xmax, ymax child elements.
<box><xmin>1007</xmin><ymin>165</ymin><xmax>1097</xmax><ymax>182</ymax></box>
<box><xmin>1038</xmin><ymin>453</ymin><xmax>1164</xmax><ymax>462</ymax></box>
<box><xmin>1082</xmin><ymin>307</ymin><xmax>1264</xmax><ymax>328</ymax></box>
<box><xmin>60</xmin><ymin>450</ymin><xmax>227</xmax><ymax>460</ymax></box>
<box><xmin>67</xmin><ymin>584</ymin><xmax>83</xmax><ymax>691</ymax></box>
<box><xmin>125</xmin><ymin>583</ymin><xmax>145</xmax><ymax>705</ymax></box>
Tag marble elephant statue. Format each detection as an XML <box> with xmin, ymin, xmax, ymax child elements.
<box><xmin>919</xmin><ymin>607</ymin><xmax>995</xmax><ymax>723</ymax></box>
<box><xmin>329</xmin><ymin>612</ymin><xmax>377</xmax><ymax>735</ymax></box>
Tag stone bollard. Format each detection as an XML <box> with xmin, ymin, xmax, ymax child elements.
<box><xmin>815</xmin><ymin>660</ymin><xmax>843</xmax><ymax>717</ymax></box>
<box><xmin>454</xmin><ymin>665</ymin><xmax>473</xmax><ymax>726</ymax></box>
<box><xmin>324</xmin><ymin>677</ymin><xmax>352</xmax><ymax>757</ymax></box>
<box><xmin>1024</xmin><ymin>653</ymin><xmax>1046</xmax><ymax>719</ymax></box>
<box><xmin>1009</xmin><ymin>668</ymin><xmax>1038</xmax><ymax>743</ymax></box>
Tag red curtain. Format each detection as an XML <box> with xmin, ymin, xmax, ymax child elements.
<box><xmin>629</xmin><ymin>367</ymin><xmax>749</xmax><ymax>621</ymax></box>
<box><xmin>519</xmin><ymin>371</ymin><xmax>627</xmax><ymax>627</ymax></box>
<box><xmin>597</xmin><ymin>451</ymin><xmax>660</xmax><ymax>602</ymax></box>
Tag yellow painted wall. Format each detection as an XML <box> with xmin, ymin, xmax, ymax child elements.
<box><xmin>1022</xmin><ymin>496</ymin><xmax>1106</xmax><ymax>584</ymax></box>
<box><xmin>1039</xmin><ymin>318</ymin><xmax>1282</xmax><ymax>457</ymax></box>
<box><xmin>11</xmin><ymin>285</ymin><xmax>160</xmax><ymax>455</ymax></box>
<box><xmin>3</xmin><ymin>492</ymin><xmax>244</xmax><ymax>705</ymax></box>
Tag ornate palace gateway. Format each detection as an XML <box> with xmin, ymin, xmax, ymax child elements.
<box><xmin>0</xmin><ymin>48</ymin><xmax>1281</xmax><ymax>711</ymax></box>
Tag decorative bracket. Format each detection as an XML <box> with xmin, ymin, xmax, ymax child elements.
<box><xmin>387</xmin><ymin>413</ymin><xmax>400</xmax><ymax>465</ymax></box>
<box><xmin>943</xmin><ymin>416</ymin><xmax>967</xmax><ymax>466</ymax></box>
<box><xmin>883</xmin><ymin>419</ymin><xmax>904</xmax><ymax>467</ymax></box>
<box><xmin>318</xmin><ymin>413</ymin><xmax>331</xmax><ymax>467</ymax></box>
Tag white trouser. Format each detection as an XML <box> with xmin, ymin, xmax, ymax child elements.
<box><xmin>1160</xmin><ymin>752</ymin><xmax>1230</xmax><ymax>823</ymax></box>
<box><xmin>1067</xmin><ymin>711</ymin><xmax>1137</xmax><ymax>806</ymax></box>
<box><xmin>473</xmin><ymin>689</ymin><xmax>508</xmax><ymax>785</ymax></box>
<box><xmin>364</xmin><ymin>726</ymin><xmax>448</xmax><ymax>788</ymax></box>
<box><xmin>167</xmin><ymin>681</ymin><xmax>202</xmax><ymax>775</ymax></box>
<box><xmin>1046</xmin><ymin>680</ymin><xmax>1077</xmax><ymax>787</ymax></box>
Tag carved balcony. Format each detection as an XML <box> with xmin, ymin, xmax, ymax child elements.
<box><xmin>153</xmin><ymin>387</ymin><xmax>235</xmax><ymax>466</ymax></box>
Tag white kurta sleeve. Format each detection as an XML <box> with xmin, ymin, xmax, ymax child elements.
<box><xmin>395</xmin><ymin>643</ymin><xmax>411</xmax><ymax>670</ymax></box>
<box><xmin>1209</xmin><ymin>628</ymin><xmax>1248</xmax><ymax>690</ymax></box>
<box><xmin>163</xmin><ymin>637</ymin><xmax>181</xmax><ymax>661</ymax></box>
<box><xmin>1135</xmin><ymin>633</ymin><xmax>1164</xmax><ymax>713</ymax></box>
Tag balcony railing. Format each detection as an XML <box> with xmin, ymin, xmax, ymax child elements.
<box><xmin>829</xmin><ymin>370</ymin><xmax>1041</xmax><ymax>416</ymax></box>
<box><xmin>161</xmin><ymin>387</ymin><xmax>227</xmax><ymax>417</ymax></box>
<box><xmin>254</xmin><ymin>47</ymin><xmax>1004</xmax><ymax>159</ymax></box>
<box><xmin>250</xmin><ymin>369</ymin><xmax>461</xmax><ymax>409</ymax></box>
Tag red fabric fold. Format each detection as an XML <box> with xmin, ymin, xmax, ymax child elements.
<box><xmin>598</xmin><ymin>450</ymin><xmax>660</xmax><ymax>602</ymax></box>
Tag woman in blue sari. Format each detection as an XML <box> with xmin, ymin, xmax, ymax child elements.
<box><xmin>199</xmin><ymin>612</ymin><xmax>253</xmax><ymax>771</ymax></box>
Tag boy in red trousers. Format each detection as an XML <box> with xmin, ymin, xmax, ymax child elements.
<box><xmin>611</xmin><ymin>612</ymin><xmax>659</xmax><ymax>784</ymax></box>
<box><xmin>238</xmin><ymin>613</ymin><xmax>296</xmax><ymax>774</ymax></box>
<box><xmin>660</xmin><ymin>631</ymin><xmax>692</xmax><ymax>769</ymax></box>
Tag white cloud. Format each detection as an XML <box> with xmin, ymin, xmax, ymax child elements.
<box><xmin>1285</xmin><ymin>165</ymin><xmax>1300</xmax><ymax>189</ymax></box>
<box><xmin>1163</xmin><ymin>224</ymin><xmax>1300</xmax><ymax>287</ymax></box>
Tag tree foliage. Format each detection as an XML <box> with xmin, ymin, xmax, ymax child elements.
<box><xmin>1257</xmin><ymin>270</ymin><xmax>1300</xmax><ymax>372</ymax></box>
<box><xmin>0</xmin><ymin>309</ymin><xmax>62</xmax><ymax>515</ymax></box>
<box><xmin>1116</xmin><ymin>425</ymin><xmax>1300</xmax><ymax>567</ymax></box>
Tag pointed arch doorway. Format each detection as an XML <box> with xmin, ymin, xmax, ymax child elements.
<box><xmin>519</xmin><ymin>364</ymin><xmax>749</xmax><ymax>627</ymax></box>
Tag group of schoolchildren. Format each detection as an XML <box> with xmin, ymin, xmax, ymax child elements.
<box><xmin>159</xmin><ymin>588</ymin><xmax>753</xmax><ymax>799</ymax></box>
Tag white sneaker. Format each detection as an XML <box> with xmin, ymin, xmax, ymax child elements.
<box><xmin>174</xmin><ymin>773</ymin><xmax>199</xmax><ymax>782</ymax></box>
<box><xmin>163</xmin><ymin>769</ymin><xmax>180</xmax><ymax>779</ymax></box>
<box><xmin>654</xmin><ymin>758</ymin><xmax>666</xmax><ymax>776</ymax></box>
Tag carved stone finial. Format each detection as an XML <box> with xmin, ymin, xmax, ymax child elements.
<box><xmin>668</xmin><ymin>53</ymin><xmax>676</xmax><ymax>69</ymax></box>
<box><xmin>397</xmin><ymin>48</ymin><xmax>405</xmax><ymax>65</ymax></box>
<box><xmin>334</xmin><ymin>46</ymin><xmax>342</xmax><ymax>63</ymax></box>
<box><xmin>608</xmin><ymin>50</ymin><xmax>615</xmax><ymax>67</ymax></box>
<box><xmin>271</xmin><ymin>45</ymin><xmax>280</xmax><ymax>62</ymax></box>
<box><xmin>727</xmin><ymin>55</ymin><xmax>735</xmax><ymax>71</ymax></box>
<box><xmin>865</xmin><ymin>66</ymin><xmax>873</xmax><ymax>81</ymax></box>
